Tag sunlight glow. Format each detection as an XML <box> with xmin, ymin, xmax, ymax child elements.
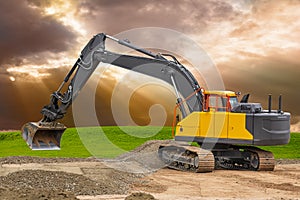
<box><xmin>7</xmin><ymin>66</ymin><xmax>51</xmax><ymax>78</ymax></box>
<box><xmin>9</xmin><ymin>76</ymin><xmax>16</xmax><ymax>82</ymax></box>
<box><xmin>41</xmin><ymin>2</ymin><xmax>87</xmax><ymax>36</ymax></box>
<box><xmin>44</xmin><ymin>7</ymin><xmax>57</xmax><ymax>15</ymax></box>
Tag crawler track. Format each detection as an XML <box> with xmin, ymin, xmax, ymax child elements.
<box><xmin>244</xmin><ymin>146</ymin><xmax>275</xmax><ymax>171</ymax></box>
<box><xmin>213</xmin><ymin>146</ymin><xmax>275</xmax><ymax>171</ymax></box>
<box><xmin>158</xmin><ymin>144</ymin><xmax>215</xmax><ymax>173</ymax></box>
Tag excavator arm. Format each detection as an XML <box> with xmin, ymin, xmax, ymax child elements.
<box><xmin>21</xmin><ymin>33</ymin><xmax>203</xmax><ymax>150</ymax></box>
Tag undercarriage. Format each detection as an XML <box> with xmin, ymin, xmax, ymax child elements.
<box><xmin>158</xmin><ymin>144</ymin><xmax>215</xmax><ymax>172</ymax></box>
<box><xmin>158</xmin><ymin>143</ymin><xmax>275</xmax><ymax>172</ymax></box>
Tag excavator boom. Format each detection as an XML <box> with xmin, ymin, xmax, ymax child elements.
<box><xmin>21</xmin><ymin>33</ymin><xmax>203</xmax><ymax>150</ymax></box>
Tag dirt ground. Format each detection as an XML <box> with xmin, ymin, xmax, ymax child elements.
<box><xmin>0</xmin><ymin>141</ymin><xmax>300</xmax><ymax>200</ymax></box>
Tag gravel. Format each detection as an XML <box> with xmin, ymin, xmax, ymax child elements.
<box><xmin>0</xmin><ymin>168</ymin><xmax>142</xmax><ymax>199</ymax></box>
<box><xmin>0</xmin><ymin>187</ymin><xmax>79</xmax><ymax>200</ymax></box>
<box><xmin>0</xmin><ymin>170</ymin><xmax>113</xmax><ymax>195</ymax></box>
<box><xmin>125</xmin><ymin>192</ymin><xmax>157</xmax><ymax>200</ymax></box>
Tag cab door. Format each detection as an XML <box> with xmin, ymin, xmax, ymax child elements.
<box><xmin>208</xmin><ymin>95</ymin><xmax>229</xmax><ymax>139</ymax></box>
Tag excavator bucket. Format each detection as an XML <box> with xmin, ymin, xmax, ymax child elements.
<box><xmin>21</xmin><ymin>122</ymin><xmax>66</xmax><ymax>150</ymax></box>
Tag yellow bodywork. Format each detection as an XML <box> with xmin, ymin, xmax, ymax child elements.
<box><xmin>176</xmin><ymin>111</ymin><xmax>253</xmax><ymax>140</ymax></box>
<box><xmin>204</xmin><ymin>90</ymin><xmax>237</xmax><ymax>97</ymax></box>
<box><xmin>175</xmin><ymin>90</ymin><xmax>253</xmax><ymax>141</ymax></box>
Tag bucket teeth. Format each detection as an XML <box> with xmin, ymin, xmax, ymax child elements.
<box><xmin>21</xmin><ymin>122</ymin><xmax>66</xmax><ymax>150</ymax></box>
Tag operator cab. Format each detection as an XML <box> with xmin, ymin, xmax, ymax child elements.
<box><xmin>203</xmin><ymin>90</ymin><xmax>239</xmax><ymax>112</ymax></box>
<box><xmin>203</xmin><ymin>90</ymin><xmax>263</xmax><ymax>114</ymax></box>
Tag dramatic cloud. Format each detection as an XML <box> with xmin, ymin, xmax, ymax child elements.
<box><xmin>0</xmin><ymin>0</ymin><xmax>75</xmax><ymax>62</ymax></box>
<box><xmin>0</xmin><ymin>0</ymin><xmax>300</xmax><ymax>130</ymax></box>
<box><xmin>220</xmin><ymin>51</ymin><xmax>300</xmax><ymax>114</ymax></box>
<box><xmin>77</xmin><ymin>0</ymin><xmax>241</xmax><ymax>34</ymax></box>
<box><xmin>0</xmin><ymin>0</ymin><xmax>77</xmax><ymax>75</ymax></box>
<box><xmin>211</xmin><ymin>0</ymin><xmax>300</xmax><ymax>128</ymax></box>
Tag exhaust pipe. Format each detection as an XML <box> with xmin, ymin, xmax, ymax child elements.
<box><xmin>278</xmin><ymin>95</ymin><xmax>282</xmax><ymax>113</ymax></box>
<box><xmin>21</xmin><ymin>121</ymin><xmax>66</xmax><ymax>150</ymax></box>
<box><xmin>268</xmin><ymin>94</ymin><xmax>272</xmax><ymax>113</ymax></box>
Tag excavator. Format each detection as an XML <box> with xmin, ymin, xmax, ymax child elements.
<box><xmin>21</xmin><ymin>33</ymin><xmax>290</xmax><ymax>172</ymax></box>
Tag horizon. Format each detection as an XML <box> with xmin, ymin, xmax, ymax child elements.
<box><xmin>0</xmin><ymin>0</ymin><xmax>299</xmax><ymax>131</ymax></box>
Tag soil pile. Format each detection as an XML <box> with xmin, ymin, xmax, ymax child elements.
<box><xmin>0</xmin><ymin>169</ymin><xmax>122</xmax><ymax>195</ymax></box>
<box><xmin>107</xmin><ymin>140</ymin><xmax>180</xmax><ymax>173</ymax></box>
<box><xmin>125</xmin><ymin>192</ymin><xmax>157</xmax><ymax>200</ymax></box>
<box><xmin>0</xmin><ymin>187</ymin><xmax>78</xmax><ymax>200</ymax></box>
<box><xmin>0</xmin><ymin>168</ymin><xmax>142</xmax><ymax>199</ymax></box>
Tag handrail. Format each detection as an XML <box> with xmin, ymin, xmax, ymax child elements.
<box><xmin>171</xmin><ymin>87</ymin><xmax>204</xmax><ymax>137</ymax></box>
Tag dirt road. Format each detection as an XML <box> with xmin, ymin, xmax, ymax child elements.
<box><xmin>0</xmin><ymin>158</ymin><xmax>299</xmax><ymax>200</ymax></box>
<box><xmin>133</xmin><ymin>164</ymin><xmax>300</xmax><ymax>200</ymax></box>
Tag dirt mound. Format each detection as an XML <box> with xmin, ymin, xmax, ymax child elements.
<box><xmin>0</xmin><ymin>169</ymin><xmax>135</xmax><ymax>197</ymax></box>
<box><xmin>0</xmin><ymin>187</ymin><xmax>78</xmax><ymax>200</ymax></box>
<box><xmin>125</xmin><ymin>192</ymin><xmax>157</xmax><ymax>200</ymax></box>
<box><xmin>105</xmin><ymin>140</ymin><xmax>179</xmax><ymax>173</ymax></box>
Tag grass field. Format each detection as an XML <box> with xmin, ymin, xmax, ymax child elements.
<box><xmin>0</xmin><ymin>126</ymin><xmax>173</xmax><ymax>158</ymax></box>
<box><xmin>0</xmin><ymin>126</ymin><xmax>299</xmax><ymax>159</ymax></box>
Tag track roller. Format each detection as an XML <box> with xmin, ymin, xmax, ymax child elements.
<box><xmin>158</xmin><ymin>144</ymin><xmax>215</xmax><ymax>173</ymax></box>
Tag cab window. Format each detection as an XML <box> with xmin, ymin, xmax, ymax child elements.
<box><xmin>229</xmin><ymin>97</ymin><xmax>238</xmax><ymax>109</ymax></box>
<box><xmin>208</xmin><ymin>95</ymin><xmax>227</xmax><ymax>111</ymax></box>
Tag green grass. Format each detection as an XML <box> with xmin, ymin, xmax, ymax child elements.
<box><xmin>0</xmin><ymin>126</ymin><xmax>173</xmax><ymax>158</ymax></box>
<box><xmin>259</xmin><ymin>132</ymin><xmax>300</xmax><ymax>159</ymax></box>
<box><xmin>0</xmin><ymin>128</ymin><xmax>91</xmax><ymax>158</ymax></box>
<box><xmin>75</xmin><ymin>126</ymin><xmax>173</xmax><ymax>157</ymax></box>
<box><xmin>0</xmin><ymin>127</ymin><xmax>299</xmax><ymax>159</ymax></box>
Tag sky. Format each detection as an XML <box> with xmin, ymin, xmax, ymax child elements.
<box><xmin>0</xmin><ymin>0</ymin><xmax>299</xmax><ymax>131</ymax></box>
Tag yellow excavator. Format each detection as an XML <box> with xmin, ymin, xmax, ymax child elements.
<box><xmin>21</xmin><ymin>33</ymin><xmax>290</xmax><ymax>172</ymax></box>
